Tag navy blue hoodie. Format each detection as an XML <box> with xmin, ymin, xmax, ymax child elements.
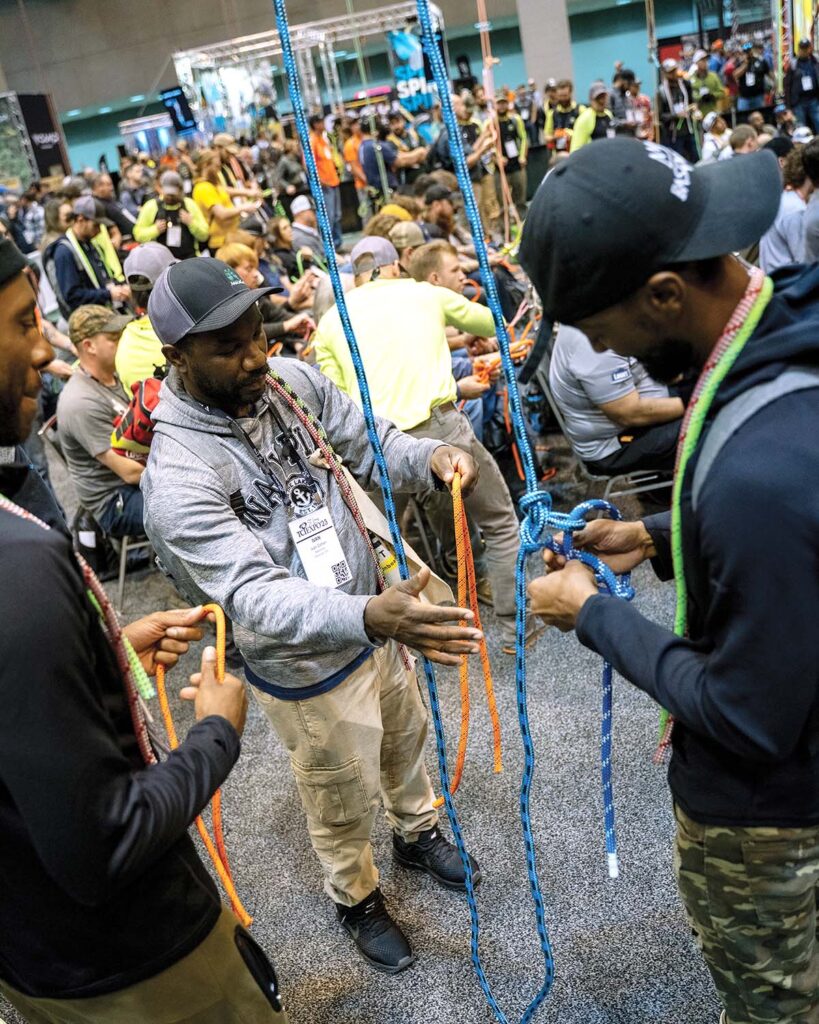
<box><xmin>576</xmin><ymin>265</ymin><xmax>819</xmax><ymax>826</ymax></box>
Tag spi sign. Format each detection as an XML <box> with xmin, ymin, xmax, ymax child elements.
<box><xmin>387</xmin><ymin>30</ymin><xmax>438</xmax><ymax>113</ymax></box>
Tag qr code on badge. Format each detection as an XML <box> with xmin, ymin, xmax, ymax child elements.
<box><xmin>331</xmin><ymin>560</ymin><xmax>352</xmax><ymax>586</ymax></box>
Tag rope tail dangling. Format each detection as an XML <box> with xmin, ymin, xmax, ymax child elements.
<box><xmin>432</xmin><ymin>473</ymin><xmax>503</xmax><ymax>811</ymax></box>
<box><xmin>154</xmin><ymin>603</ymin><xmax>252</xmax><ymax>928</ymax></box>
<box><xmin>270</xmin><ymin>3</ymin><xmax>519</xmax><ymax>1022</ymax></box>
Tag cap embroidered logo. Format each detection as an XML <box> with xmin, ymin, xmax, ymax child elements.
<box><xmin>224</xmin><ymin>267</ymin><xmax>244</xmax><ymax>287</ymax></box>
<box><xmin>643</xmin><ymin>141</ymin><xmax>692</xmax><ymax>202</ymax></box>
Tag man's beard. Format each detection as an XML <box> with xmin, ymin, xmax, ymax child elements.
<box><xmin>639</xmin><ymin>337</ymin><xmax>697</xmax><ymax>385</ymax></box>
<box><xmin>189</xmin><ymin>364</ymin><xmax>266</xmax><ymax>413</ymax></box>
<box><xmin>436</xmin><ymin>210</ymin><xmax>455</xmax><ymax>235</ymax></box>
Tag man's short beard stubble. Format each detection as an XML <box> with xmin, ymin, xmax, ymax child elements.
<box><xmin>639</xmin><ymin>337</ymin><xmax>698</xmax><ymax>385</ymax></box>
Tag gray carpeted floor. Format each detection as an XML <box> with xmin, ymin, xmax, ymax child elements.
<box><xmin>1</xmin><ymin>458</ymin><xmax>720</xmax><ymax>1024</ymax></box>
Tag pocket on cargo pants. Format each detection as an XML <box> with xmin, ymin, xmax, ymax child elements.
<box><xmin>290</xmin><ymin>756</ymin><xmax>370</xmax><ymax>825</ymax></box>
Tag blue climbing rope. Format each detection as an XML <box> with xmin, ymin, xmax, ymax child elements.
<box><xmin>273</xmin><ymin>0</ymin><xmax>634</xmax><ymax>1016</ymax></box>
<box><xmin>414</xmin><ymin>0</ymin><xmax>636</xmax><ymax>995</ymax></box>
<box><xmin>271</xmin><ymin>2</ymin><xmax>506</xmax><ymax>1019</ymax></box>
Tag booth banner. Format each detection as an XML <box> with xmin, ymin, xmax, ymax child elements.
<box><xmin>792</xmin><ymin>0</ymin><xmax>814</xmax><ymax>47</ymax></box>
<box><xmin>387</xmin><ymin>29</ymin><xmax>438</xmax><ymax>113</ymax></box>
<box><xmin>17</xmin><ymin>93</ymin><xmax>70</xmax><ymax>178</ymax></box>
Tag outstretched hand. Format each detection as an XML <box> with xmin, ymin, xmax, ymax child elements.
<box><xmin>364</xmin><ymin>567</ymin><xmax>482</xmax><ymax>666</ymax></box>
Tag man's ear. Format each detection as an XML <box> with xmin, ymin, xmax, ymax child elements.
<box><xmin>643</xmin><ymin>271</ymin><xmax>686</xmax><ymax>319</ymax></box>
<box><xmin>162</xmin><ymin>344</ymin><xmax>185</xmax><ymax>370</ymax></box>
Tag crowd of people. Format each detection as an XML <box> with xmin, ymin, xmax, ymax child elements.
<box><xmin>1</xmin><ymin>27</ymin><xmax>819</xmax><ymax>1024</ymax></box>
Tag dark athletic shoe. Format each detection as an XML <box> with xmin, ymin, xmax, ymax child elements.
<box><xmin>393</xmin><ymin>826</ymin><xmax>482</xmax><ymax>891</ymax></box>
<box><xmin>335</xmin><ymin>888</ymin><xmax>415</xmax><ymax>974</ymax></box>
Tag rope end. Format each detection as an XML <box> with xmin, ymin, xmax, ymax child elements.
<box><xmin>607</xmin><ymin>852</ymin><xmax>620</xmax><ymax>879</ymax></box>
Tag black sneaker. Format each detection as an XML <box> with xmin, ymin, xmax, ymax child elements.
<box><xmin>393</xmin><ymin>826</ymin><xmax>482</xmax><ymax>891</ymax></box>
<box><xmin>335</xmin><ymin>888</ymin><xmax>415</xmax><ymax>974</ymax></box>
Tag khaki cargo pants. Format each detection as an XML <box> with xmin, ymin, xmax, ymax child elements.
<box><xmin>0</xmin><ymin>907</ymin><xmax>287</xmax><ymax>1023</ymax></box>
<box><xmin>674</xmin><ymin>804</ymin><xmax>819</xmax><ymax>1024</ymax></box>
<box><xmin>255</xmin><ymin>640</ymin><xmax>438</xmax><ymax>906</ymax></box>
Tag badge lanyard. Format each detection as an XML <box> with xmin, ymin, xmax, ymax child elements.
<box><xmin>226</xmin><ymin>391</ymin><xmax>353</xmax><ymax>589</ymax></box>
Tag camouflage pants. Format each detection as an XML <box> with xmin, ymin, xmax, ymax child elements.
<box><xmin>674</xmin><ymin>803</ymin><xmax>819</xmax><ymax>1023</ymax></box>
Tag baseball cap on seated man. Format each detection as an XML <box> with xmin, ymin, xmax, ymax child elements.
<box><xmin>213</xmin><ymin>132</ymin><xmax>239</xmax><ymax>153</ymax></box>
<box><xmin>350</xmin><ymin>237</ymin><xmax>398</xmax><ymax>275</ymax></box>
<box><xmin>159</xmin><ymin>171</ymin><xmax>183</xmax><ymax>198</ymax></box>
<box><xmin>148</xmin><ymin>257</ymin><xmax>281</xmax><ymax>345</ymax></box>
<box><xmin>124</xmin><ymin>242</ymin><xmax>178</xmax><ymax>287</ymax></box>
<box><xmin>589</xmin><ymin>80</ymin><xmax>608</xmax><ymax>101</ymax></box>
<box><xmin>518</xmin><ymin>138</ymin><xmax>781</xmax><ymax>325</ymax></box>
<box><xmin>390</xmin><ymin>220</ymin><xmax>426</xmax><ymax>251</ymax></box>
<box><xmin>68</xmin><ymin>305</ymin><xmax>132</xmax><ymax>348</ymax></box>
<box><xmin>290</xmin><ymin>194</ymin><xmax>315</xmax><ymax>217</ymax></box>
<box><xmin>424</xmin><ymin>184</ymin><xmax>454</xmax><ymax>204</ymax></box>
<box><xmin>73</xmin><ymin>195</ymin><xmax>114</xmax><ymax>226</ymax></box>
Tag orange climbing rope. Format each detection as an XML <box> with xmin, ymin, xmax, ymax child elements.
<box><xmin>155</xmin><ymin>603</ymin><xmax>252</xmax><ymax>927</ymax></box>
<box><xmin>433</xmin><ymin>473</ymin><xmax>502</xmax><ymax>809</ymax></box>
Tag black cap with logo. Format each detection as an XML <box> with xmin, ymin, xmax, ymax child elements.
<box><xmin>518</xmin><ymin>138</ymin><xmax>781</xmax><ymax>324</ymax></box>
<box><xmin>148</xmin><ymin>257</ymin><xmax>281</xmax><ymax>345</ymax></box>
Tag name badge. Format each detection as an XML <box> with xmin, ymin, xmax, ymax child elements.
<box><xmin>606</xmin><ymin>127</ymin><xmax>616</xmax><ymax>138</ymax></box>
<box><xmin>504</xmin><ymin>139</ymin><xmax>519</xmax><ymax>159</ymax></box>
<box><xmin>803</xmin><ymin>74</ymin><xmax>814</xmax><ymax>91</ymax></box>
<box><xmin>673</xmin><ymin>102</ymin><xmax>686</xmax><ymax>116</ymax></box>
<box><xmin>288</xmin><ymin>505</ymin><xmax>352</xmax><ymax>588</ymax></box>
<box><xmin>165</xmin><ymin>223</ymin><xmax>182</xmax><ymax>248</ymax></box>
<box><xmin>183</xmin><ymin>179</ymin><xmax>193</xmax><ymax>194</ymax></box>
<box><xmin>745</xmin><ymin>71</ymin><xmax>756</xmax><ymax>87</ymax></box>
<box><xmin>625</xmin><ymin>108</ymin><xmax>636</xmax><ymax>122</ymax></box>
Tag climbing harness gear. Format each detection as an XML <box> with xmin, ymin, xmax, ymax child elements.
<box><xmin>155</xmin><ymin>603</ymin><xmax>253</xmax><ymax>928</ymax></box>
<box><xmin>432</xmin><ymin>472</ymin><xmax>502</xmax><ymax>810</ymax></box>
<box><xmin>656</xmin><ymin>267</ymin><xmax>772</xmax><ymax>758</ymax></box>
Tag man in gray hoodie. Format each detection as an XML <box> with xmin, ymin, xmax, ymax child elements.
<box><xmin>142</xmin><ymin>258</ymin><xmax>484</xmax><ymax>976</ymax></box>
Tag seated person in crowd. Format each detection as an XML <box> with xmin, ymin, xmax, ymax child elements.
<box><xmin>268</xmin><ymin>215</ymin><xmax>317</xmax><ymax>282</ymax></box>
<box><xmin>289</xmin><ymin>195</ymin><xmax>328</xmax><ymax>263</ymax></box>
<box><xmin>719</xmin><ymin>124</ymin><xmax>759</xmax><ymax>160</ymax></box>
<box><xmin>215</xmin><ymin>242</ymin><xmax>313</xmax><ymax>355</ymax></box>
<box><xmin>58</xmin><ymin>305</ymin><xmax>145</xmax><ymax>537</ymax></box>
<box><xmin>46</xmin><ymin>197</ymin><xmax>131</xmax><ymax>315</ymax></box>
<box><xmin>389</xmin><ymin>220</ymin><xmax>426</xmax><ymax>275</ymax></box>
<box><xmin>549</xmin><ymin>324</ymin><xmax>684</xmax><ymax>475</ymax></box>
<box><xmin>116</xmin><ymin>242</ymin><xmax>178</xmax><ymax>393</ymax></box>
<box><xmin>133</xmin><ymin>171</ymin><xmax>209</xmax><ymax>259</ymax></box>
<box><xmin>193</xmin><ymin>149</ymin><xmax>260</xmax><ymax>252</ymax></box>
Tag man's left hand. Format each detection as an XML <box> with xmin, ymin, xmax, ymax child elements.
<box><xmin>527</xmin><ymin>560</ymin><xmax>598</xmax><ymax>632</ymax></box>
<box><xmin>123</xmin><ymin>606</ymin><xmax>208</xmax><ymax>675</ymax></box>
<box><xmin>431</xmin><ymin>445</ymin><xmax>479</xmax><ymax>496</ymax></box>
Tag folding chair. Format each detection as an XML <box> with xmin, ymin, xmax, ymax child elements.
<box><xmin>533</xmin><ymin>357</ymin><xmax>673</xmax><ymax>503</ymax></box>
<box><xmin>41</xmin><ymin>415</ymin><xmax>154</xmax><ymax>611</ymax></box>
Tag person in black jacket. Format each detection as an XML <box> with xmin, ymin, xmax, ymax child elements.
<box><xmin>519</xmin><ymin>139</ymin><xmax>819</xmax><ymax>1024</ymax></box>
<box><xmin>0</xmin><ymin>235</ymin><xmax>288</xmax><ymax>1022</ymax></box>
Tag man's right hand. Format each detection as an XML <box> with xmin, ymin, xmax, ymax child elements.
<box><xmin>155</xmin><ymin>218</ymin><xmax>168</xmax><ymax>234</ymax></box>
<box><xmin>364</xmin><ymin>568</ymin><xmax>482</xmax><ymax>666</ymax></box>
<box><xmin>542</xmin><ymin>519</ymin><xmax>656</xmax><ymax>576</ymax></box>
<box><xmin>107</xmin><ymin>283</ymin><xmax>131</xmax><ymax>303</ymax></box>
<box><xmin>180</xmin><ymin>646</ymin><xmax>248</xmax><ymax>736</ymax></box>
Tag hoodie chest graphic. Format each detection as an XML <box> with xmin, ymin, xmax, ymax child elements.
<box><xmin>230</xmin><ymin>419</ymin><xmax>320</xmax><ymax>529</ymax></box>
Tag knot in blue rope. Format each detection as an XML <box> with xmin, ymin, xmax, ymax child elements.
<box><xmin>541</xmin><ymin>499</ymin><xmax>635</xmax><ymax>602</ymax></box>
<box><xmin>519</xmin><ymin>489</ymin><xmax>554</xmax><ymax>552</ymax></box>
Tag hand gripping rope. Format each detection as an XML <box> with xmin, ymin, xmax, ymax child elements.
<box><xmin>272</xmin><ymin>0</ymin><xmax>633</xmax><ymax>1017</ymax></box>
<box><xmin>155</xmin><ymin>604</ymin><xmax>253</xmax><ymax>928</ymax></box>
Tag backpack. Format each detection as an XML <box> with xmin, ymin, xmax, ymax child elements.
<box><xmin>110</xmin><ymin>369</ymin><xmax>166</xmax><ymax>463</ymax></box>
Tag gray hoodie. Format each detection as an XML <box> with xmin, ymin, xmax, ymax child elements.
<box><xmin>142</xmin><ymin>359</ymin><xmax>443</xmax><ymax>696</ymax></box>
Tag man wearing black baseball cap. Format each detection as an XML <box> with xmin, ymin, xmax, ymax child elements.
<box><xmin>142</xmin><ymin>257</ymin><xmax>485</xmax><ymax>974</ymax></box>
<box><xmin>522</xmin><ymin>138</ymin><xmax>819</xmax><ymax>1024</ymax></box>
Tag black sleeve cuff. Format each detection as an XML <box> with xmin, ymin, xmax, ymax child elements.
<box><xmin>642</xmin><ymin>511</ymin><xmax>675</xmax><ymax>582</ymax></box>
